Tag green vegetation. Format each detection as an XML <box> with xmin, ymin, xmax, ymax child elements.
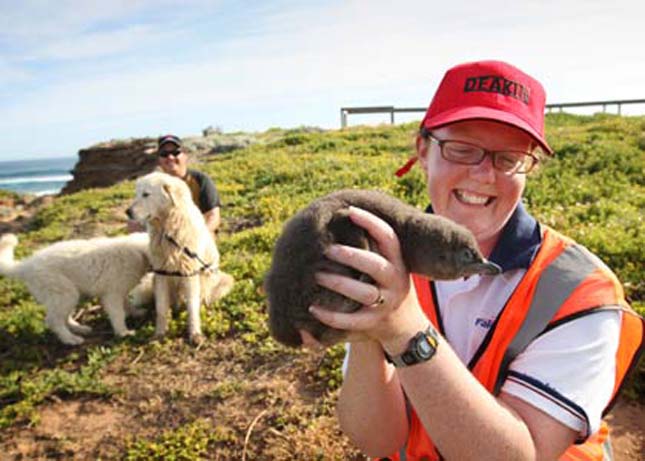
<box><xmin>0</xmin><ymin>114</ymin><xmax>643</xmax><ymax>458</ymax></box>
<box><xmin>125</xmin><ymin>419</ymin><xmax>231</xmax><ymax>461</ymax></box>
<box><xmin>0</xmin><ymin>345</ymin><xmax>116</xmax><ymax>428</ymax></box>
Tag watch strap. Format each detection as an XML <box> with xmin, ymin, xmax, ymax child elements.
<box><xmin>384</xmin><ymin>324</ymin><xmax>439</xmax><ymax>368</ymax></box>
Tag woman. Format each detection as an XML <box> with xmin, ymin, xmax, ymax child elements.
<box><xmin>302</xmin><ymin>61</ymin><xmax>643</xmax><ymax>460</ymax></box>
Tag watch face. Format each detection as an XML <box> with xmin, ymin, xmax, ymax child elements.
<box><xmin>416</xmin><ymin>337</ymin><xmax>433</xmax><ymax>359</ymax></box>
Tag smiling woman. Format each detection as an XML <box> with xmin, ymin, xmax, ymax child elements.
<box><xmin>307</xmin><ymin>60</ymin><xmax>644</xmax><ymax>461</ymax></box>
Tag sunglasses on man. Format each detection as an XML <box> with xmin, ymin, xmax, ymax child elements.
<box><xmin>158</xmin><ymin>149</ymin><xmax>182</xmax><ymax>158</ymax></box>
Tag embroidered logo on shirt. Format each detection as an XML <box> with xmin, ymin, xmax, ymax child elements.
<box><xmin>475</xmin><ymin>317</ymin><xmax>493</xmax><ymax>329</ymax></box>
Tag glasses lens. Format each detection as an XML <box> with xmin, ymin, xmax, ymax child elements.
<box><xmin>493</xmin><ymin>152</ymin><xmax>535</xmax><ymax>174</ymax></box>
<box><xmin>159</xmin><ymin>149</ymin><xmax>181</xmax><ymax>158</ymax></box>
<box><xmin>433</xmin><ymin>134</ymin><xmax>536</xmax><ymax>175</ymax></box>
<box><xmin>442</xmin><ymin>141</ymin><xmax>484</xmax><ymax>164</ymax></box>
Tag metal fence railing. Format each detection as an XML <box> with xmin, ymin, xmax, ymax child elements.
<box><xmin>340</xmin><ymin>99</ymin><xmax>645</xmax><ymax>128</ymax></box>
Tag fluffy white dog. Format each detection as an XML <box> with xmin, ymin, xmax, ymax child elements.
<box><xmin>0</xmin><ymin>233</ymin><xmax>151</xmax><ymax>345</ymax></box>
<box><xmin>127</xmin><ymin>172</ymin><xmax>233</xmax><ymax>344</ymax></box>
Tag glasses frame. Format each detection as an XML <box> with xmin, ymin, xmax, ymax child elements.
<box><xmin>427</xmin><ymin>134</ymin><xmax>539</xmax><ymax>175</ymax></box>
<box><xmin>158</xmin><ymin>148</ymin><xmax>183</xmax><ymax>158</ymax></box>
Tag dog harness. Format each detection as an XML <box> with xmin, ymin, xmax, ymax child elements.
<box><xmin>377</xmin><ymin>226</ymin><xmax>644</xmax><ymax>461</ymax></box>
<box><xmin>152</xmin><ymin>233</ymin><xmax>218</xmax><ymax>277</ymax></box>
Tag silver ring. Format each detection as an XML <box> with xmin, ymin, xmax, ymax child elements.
<box><xmin>367</xmin><ymin>287</ymin><xmax>385</xmax><ymax>307</ymax></box>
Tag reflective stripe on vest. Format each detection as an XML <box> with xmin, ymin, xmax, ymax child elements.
<box><xmin>382</xmin><ymin>227</ymin><xmax>644</xmax><ymax>461</ymax></box>
<box><xmin>493</xmin><ymin>243</ymin><xmax>606</xmax><ymax>395</ymax></box>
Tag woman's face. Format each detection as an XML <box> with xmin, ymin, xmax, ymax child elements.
<box><xmin>418</xmin><ymin>120</ymin><xmax>533</xmax><ymax>255</ymax></box>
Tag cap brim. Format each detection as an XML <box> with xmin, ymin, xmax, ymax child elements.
<box><xmin>422</xmin><ymin>106</ymin><xmax>553</xmax><ymax>155</ymax></box>
<box><xmin>158</xmin><ymin>140</ymin><xmax>181</xmax><ymax>149</ymax></box>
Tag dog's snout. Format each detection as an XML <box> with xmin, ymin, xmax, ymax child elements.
<box><xmin>126</xmin><ymin>207</ymin><xmax>134</xmax><ymax>219</ymax></box>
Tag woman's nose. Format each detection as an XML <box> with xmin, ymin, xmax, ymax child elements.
<box><xmin>468</xmin><ymin>153</ymin><xmax>496</xmax><ymax>182</ymax></box>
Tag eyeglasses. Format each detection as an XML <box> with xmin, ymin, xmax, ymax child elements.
<box><xmin>427</xmin><ymin>134</ymin><xmax>539</xmax><ymax>175</ymax></box>
<box><xmin>158</xmin><ymin>149</ymin><xmax>182</xmax><ymax>158</ymax></box>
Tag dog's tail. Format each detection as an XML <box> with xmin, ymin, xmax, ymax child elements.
<box><xmin>129</xmin><ymin>273</ymin><xmax>155</xmax><ymax>308</ymax></box>
<box><xmin>0</xmin><ymin>233</ymin><xmax>19</xmax><ymax>277</ymax></box>
<box><xmin>205</xmin><ymin>271</ymin><xmax>235</xmax><ymax>304</ymax></box>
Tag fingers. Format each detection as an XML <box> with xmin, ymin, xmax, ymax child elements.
<box><xmin>321</xmin><ymin>207</ymin><xmax>406</xmax><ymax>287</ymax></box>
<box><xmin>309</xmin><ymin>304</ymin><xmax>382</xmax><ymax>333</ymax></box>
<box><xmin>308</xmin><ymin>207</ymin><xmax>413</xmax><ymax>342</ymax></box>
<box><xmin>346</xmin><ymin>206</ymin><xmax>404</xmax><ymax>266</ymax></box>
<box><xmin>316</xmin><ymin>270</ymin><xmax>383</xmax><ymax>306</ymax></box>
<box><xmin>323</xmin><ymin>243</ymin><xmax>398</xmax><ymax>289</ymax></box>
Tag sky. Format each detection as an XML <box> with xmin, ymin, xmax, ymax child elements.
<box><xmin>2</xmin><ymin>0</ymin><xmax>645</xmax><ymax>160</ymax></box>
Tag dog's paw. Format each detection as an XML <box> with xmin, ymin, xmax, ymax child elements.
<box><xmin>69</xmin><ymin>323</ymin><xmax>93</xmax><ymax>335</ymax></box>
<box><xmin>61</xmin><ymin>334</ymin><xmax>85</xmax><ymax>346</ymax></box>
<box><xmin>152</xmin><ymin>331</ymin><xmax>166</xmax><ymax>342</ymax></box>
<box><xmin>117</xmin><ymin>329</ymin><xmax>136</xmax><ymax>338</ymax></box>
<box><xmin>188</xmin><ymin>332</ymin><xmax>205</xmax><ymax>346</ymax></box>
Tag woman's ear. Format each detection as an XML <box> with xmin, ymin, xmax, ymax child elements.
<box><xmin>416</xmin><ymin>135</ymin><xmax>430</xmax><ymax>171</ymax></box>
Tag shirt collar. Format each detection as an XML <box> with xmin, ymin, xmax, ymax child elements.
<box><xmin>424</xmin><ymin>201</ymin><xmax>541</xmax><ymax>272</ymax></box>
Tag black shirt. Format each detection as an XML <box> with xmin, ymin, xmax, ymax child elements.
<box><xmin>183</xmin><ymin>169</ymin><xmax>221</xmax><ymax>213</ymax></box>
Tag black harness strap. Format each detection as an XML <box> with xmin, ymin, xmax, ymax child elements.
<box><xmin>152</xmin><ymin>233</ymin><xmax>217</xmax><ymax>278</ymax></box>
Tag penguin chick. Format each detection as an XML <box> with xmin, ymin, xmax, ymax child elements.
<box><xmin>265</xmin><ymin>189</ymin><xmax>501</xmax><ymax>348</ymax></box>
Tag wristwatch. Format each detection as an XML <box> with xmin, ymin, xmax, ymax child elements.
<box><xmin>384</xmin><ymin>324</ymin><xmax>439</xmax><ymax>368</ymax></box>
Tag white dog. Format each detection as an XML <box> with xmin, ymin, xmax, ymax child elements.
<box><xmin>127</xmin><ymin>172</ymin><xmax>233</xmax><ymax>344</ymax></box>
<box><xmin>0</xmin><ymin>232</ymin><xmax>151</xmax><ymax>345</ymax></box>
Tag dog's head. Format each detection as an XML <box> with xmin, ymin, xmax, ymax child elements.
<box><xmin>126</xmin><ymin>172</ymin><xmax>191</xmax><ymax>224</ymax></box>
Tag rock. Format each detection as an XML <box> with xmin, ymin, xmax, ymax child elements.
<box><xmin>0</xmin><ymin>196</ymin><xmax>16</xmax><ymax>209</ymax></box>
<box><xmin>185</xmin><ymin>133</ymin><xmax>255</xmax><ymax>156</ymax></box>
<box><xmin>61</xmin><ymin>132</ymin><xmax>258</xmax><ymax>195</ymax></box>
<box><xmin>61</xmin><ymin>138</ymin><xmax>159</xmax><ymax>195</ymax></box>
<box><xmin>0</xmin><ymin>193</ymin><xmax>48</xmax><ymax>233</ymax></box>
<box><xmin>202</xmin><ymin>125</ymin><xmax>222</xmax><ymax>136</ymax></box>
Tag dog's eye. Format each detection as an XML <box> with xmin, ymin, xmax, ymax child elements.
<box><xmin>142</xmin><ymin>192</ymin><xmax>150</xmax><ymax>198</ymax></box>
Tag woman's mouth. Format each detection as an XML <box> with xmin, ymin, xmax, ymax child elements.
<box><xmin>454</xmin><ymin>189</ymin><xmax>494</xmax><ymax>206</ymax></box>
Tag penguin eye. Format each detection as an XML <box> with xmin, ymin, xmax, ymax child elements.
<box><xmin>459</xmin><ymin>248</ymin><xmax>475</xmax><ymax>262</ymax></box>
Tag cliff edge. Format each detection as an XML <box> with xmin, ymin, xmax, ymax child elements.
<box><xmin>60</xmin><ymin>129</ymin><xmax>255</xmax><ymax>195</ymax></box>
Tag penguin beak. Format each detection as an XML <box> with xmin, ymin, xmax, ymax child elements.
<box><xmin>469</xmin><ymin>259</ymin><xmax>502</xmax><ymax>276</ymax></box>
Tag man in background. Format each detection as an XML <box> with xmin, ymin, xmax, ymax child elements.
<box><xmin>128</xmin><ymin>134</ymin><xmax>221</xmax><ymax>233</ymax></box>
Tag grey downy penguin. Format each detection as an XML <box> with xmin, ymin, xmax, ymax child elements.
<box><xmin>265</xmin><ymin>189</ymin><xmax>501</xmax><ymax>347</ymax></box>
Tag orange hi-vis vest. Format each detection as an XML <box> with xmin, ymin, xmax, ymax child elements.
<box><xmin>382</xmin><ymin>227</ymin><xmax>644</xmax><ymax>461</ymax></box>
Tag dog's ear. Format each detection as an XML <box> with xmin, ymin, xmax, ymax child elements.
<box><xmin>162</xmin><ymin>184</ymin><xmax>177</xmax><ymax>206</ymax></box>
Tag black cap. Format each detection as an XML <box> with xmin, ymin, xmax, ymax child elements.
<box><xmin>158</xmin><ymin>134</ymin><xmax>181</xmax><ymax>150</ymax></box>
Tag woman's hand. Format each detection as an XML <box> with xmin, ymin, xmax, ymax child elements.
<box><xmin>308</xmin><ymin>206</ymin><xmax>428</xmax><ymax>348</ymax></box>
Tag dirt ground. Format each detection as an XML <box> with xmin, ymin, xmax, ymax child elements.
<box><xmin>605</xmin><ymin>399</ymin><xmax>645</xmax><ymax>460</ymax></box>
<box><xmin>4</xmin><ymin>398</ymin><xmax>644</xmax><ymax>460</ymax></box>
<box><xmin>1</xmin><ymin>339</ymin><xmax>363</xmax><ymax>460</ymax></box>
<box><xmin>1</xmin><ymin>335</ymin><xmax>643</xmax><ymax>460</ymax></box>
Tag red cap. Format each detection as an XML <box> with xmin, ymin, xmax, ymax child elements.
<box><xmin>396</xmin><ymin>60</ymin><xmax>552</xmax><ymax>177</ymax></box>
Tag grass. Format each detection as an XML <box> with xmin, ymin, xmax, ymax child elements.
<box><xmin>0</xmin><ymin>114</ymin><xmax>643</xmax><ymax>459</ymax></box>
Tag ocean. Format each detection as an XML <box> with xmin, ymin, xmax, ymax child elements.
<box><xmin>0</xmin><ymin>156</ymin><xmax>77</xmax><ymax>196</ymax></box>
